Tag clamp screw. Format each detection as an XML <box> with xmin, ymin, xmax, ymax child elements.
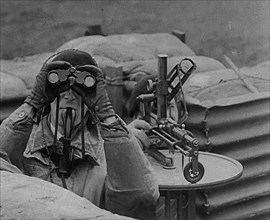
<box><xmin>193</xmin><ymin>139</ymin><xmax>199</xmax><ymax>147</ymax></box>
<box><xmin>70</xmin><ymin>67</ymin><xmax>76</xmax><ymax>73</ymax></box>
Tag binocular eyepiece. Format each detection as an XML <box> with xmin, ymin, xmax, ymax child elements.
<box><xmin>47</xmin><ymin>67</ymin><xmax>96</xmax><ymax>88</ymax></box>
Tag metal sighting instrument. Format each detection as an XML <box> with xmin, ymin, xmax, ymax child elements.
<box><xmin>137</xmin><ymin>55</ymin><xmax>204</xmax><ymax>183</ymax></box>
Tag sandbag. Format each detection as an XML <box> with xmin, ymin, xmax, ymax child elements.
<box><xmin>240</xmin><ymin>60</ymin><xmax>269</xmax><ymax>79</ymax></box>
<box><xmin>0</xmin><ymin>72</ymin><xmax>29</xmax><ymax>100</ymax></box>
<box><xmin>0</xmin><ymin>53</ymin><xmax>118</xmax><ymax>91</ymax></box>
<box><xmin>94</xmin><ymin>55</ymin><xmax>118</xmax><ymax>68</ymax></box>
<box><xmin>0</xmin><ymin>52</ymin><xmax>54</xmax><ymax>89</ymax></box>
<box><xmin>120</xmin><ymin>56</ymin><xmax>226</xmax><ymax>81</ymax></box>
<box><xmin>184</xmin><ymin>61</ymin><xmax>269</xmax><ymax>103</ymax></box>
<box><xmin>107</xmin><ymin>33</ymin><xmax>195</xmax><ymax>59</ymax></box>
<box><xmin>0</xmin><ymin>171</ymin><xmax>134</xmax><ymax>220</ymax></box>
<box><xmin>57</xmin><ymin>35</ymin><xmax>107</xmax><ymax>51</ymax></box>
<box><xmin>56</xmin><ymin>33</ymin><xmax>195</xmax><ymax>62</ymax></box>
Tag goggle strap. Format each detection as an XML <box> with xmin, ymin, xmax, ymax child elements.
<box><xmin>53</xmin><ymin>95</ymin><xmax>60</xmax><ymax>147</ymax></box>
<box><xmin>81</xmin><ymin>98</ymin><xmax>85</xmax><ymax>159</ymax></box>
<box><xmin>61</xmin><ymin>174</ymin><xmax>68</xmax><ymax>189</ymax></box>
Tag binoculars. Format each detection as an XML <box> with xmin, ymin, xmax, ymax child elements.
<box><xmin>47</xmin><ymin>67</ymin><xmax>96</xmax><ymax>88</ymax></box>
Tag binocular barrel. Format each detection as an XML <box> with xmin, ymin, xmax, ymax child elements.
<box><xmin>47</xmin><ymin>69</ymin><xmax>96</xmax><ymax>88</ymax></box>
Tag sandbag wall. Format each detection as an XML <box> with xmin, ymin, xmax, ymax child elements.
<box><xmin>0</xmin><ymin>33</ymin><xmax>227</xmax><ymax>121</ymax></box>
<box><xmin>1</xmin><ymin>32</ymin><xmax>195</xmax><ymax>119</ymax></box>
<box><xmin>184</xmin><ymin>93</ymin><xmax>270</xmax><ymax>220</ymax></box>
<box><xmin>0</xmin><ymin>171</ymin><xmax>135</xmax><ymax>220</ymax></box>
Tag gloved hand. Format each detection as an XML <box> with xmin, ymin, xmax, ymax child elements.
<box><xmin>71</xmin><ymin>65</ymin><xmax>116</xmax><ymax>121</ymax></box>
<box><xmin>25</xmin><ymin>61</ymin><xmax>72</xmax><ymax>110</ymax></box>
<box><xmin>127</xmin><ymin>119</ymin><xmax>152</xmax><ymax>150</ymax></box>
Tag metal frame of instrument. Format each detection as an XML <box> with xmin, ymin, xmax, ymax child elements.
<box><xmin>137</xmin><ymin>55</ymin><xmax>204</xmax><ymax>183</ymax></box>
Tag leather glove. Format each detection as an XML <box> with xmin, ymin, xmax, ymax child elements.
<box><xmin>127</xmin><ymin>119</ymin><xmax>152</xmax><ymax>150</ymax></box>
<box><xmin>24</xmin><ymin>61</ymin><xmax>72</xmax><ymax>110</ymax></box>
<box><xmin>71</xmin><ymin>65</ymin><xmax>116</xmax><ymax>121</ymax></box>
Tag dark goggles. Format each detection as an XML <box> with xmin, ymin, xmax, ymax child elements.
<box><xmin>48</xmin><ymin>67</ymin><xmax>96</xmax><ymax>88</ymax></box>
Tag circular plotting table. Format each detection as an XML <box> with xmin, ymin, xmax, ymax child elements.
<box><xmin>146</xmin><ymin>150</ymin><xmax>243</xmax><ymax>220</ymax></box>
<box><xmin>147</xmin><ymin>150</ymin><xmax>243</xmax><ymax>190</ymax></box>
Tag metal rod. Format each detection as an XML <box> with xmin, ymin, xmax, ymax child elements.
<box><xmin>158</xmin><ymin>129</ymin><xmax>192</xmax><ymax>151</ymax></box>
<box><xmin>157</xmin><ymin>55</ymin><xmax>168</xmax><ymax>120</ymax></box>
<box><xmin>53</xmin><ymin>95</ymin><xmax>60</xmax><ymax>147</ymax></box>
<box><xmin>81</xmin><ymin>99</ymin><xmax>85</xmax><ymax>159</ymax></box>
<box><xmin>151</xmin><ymin>129</ymin><xmax>189</xmax><ymax>156</ymax></box>
<box><xmin>151</xmin><ymin>129</ymin><xmax>174</xmax><ymax>147</ymax></box>
<box><xmin>224</xmin><ymin>55</ymin><xmax>259</xmax><ymax>93</ymax></box>
<box><xmin>175</xmin><ymin>145</ymin><xmax>190</xmax><ymax>156</ymax></box>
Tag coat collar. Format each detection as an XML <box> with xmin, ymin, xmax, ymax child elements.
<box><xmin>24</xmin><ymin>114</ymin><xmax>103</xmax><ymax>166</ymax></box>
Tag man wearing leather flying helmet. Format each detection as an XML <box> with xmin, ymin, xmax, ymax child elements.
<box><xmin>0</xmin><ymin>49</ymin><xmax>159</xmax><ymax>219</ymax></box>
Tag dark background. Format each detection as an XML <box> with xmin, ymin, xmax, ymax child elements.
<box><xmin>1</xmin><ymin>0</ymin><xmax>269</xmax><ymax>67</ymax></box>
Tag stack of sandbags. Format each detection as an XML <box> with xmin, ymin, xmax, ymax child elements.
<box><xmin>1</xmin><ymin>53</ymin><xmax>54</xmax><ymax>89</ymax></box>
<box><xmin>0</xmin><ymin>52</ymin><xmax>118</xmax><ymax>91</ymax></box>
<box><xmin>0</xmin><ymin>53</ymin><xmax>55</xmax><ymax>121</ymax></box>
<box><xmin>184</xmin><ymin>60</ymin><xmax>269</xmax><ymax>103</ymax></box>
<box><xmin>0</xmin><ymin>171</ymin><xmax>134</xmax><ymax>220</ymax></box>
<box><xmin>0</xmin><ymin>52</ymin><xmax>122</xmax><ymax>120</ymax></box>
<box><xmin>0</xmin><ymin>72</ymin><xmax>29</xmax><ymax>101</ymax></box>
<box><xmin>57</xmin><ymin>33</ymin><xmax>195</xmax><ymax>63</ymax></box>
<box><xmin>118</xmin><ymin>55</ymin><xmax>226</xmax><ymax>118</ymax></box>
<box><xmin>120</xmin><ymin>56</ymin><xmax>226</xmax><ymax>82</ymax></box>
